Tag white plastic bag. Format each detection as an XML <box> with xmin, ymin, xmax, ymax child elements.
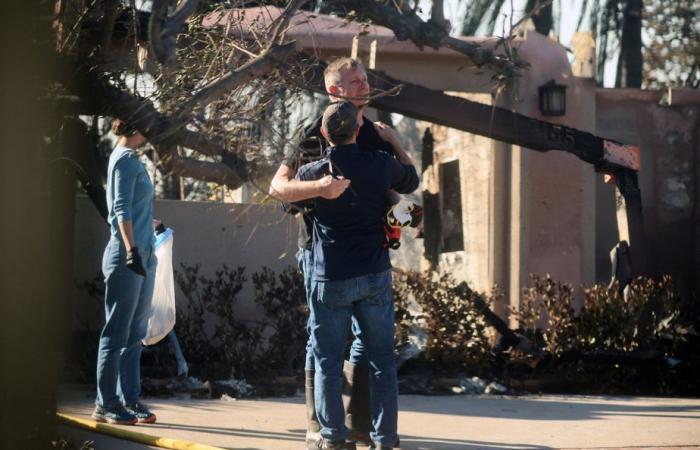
<box><xmin>143</xmin><ymin>228</ymin><xmax>176</xmax><ymax>346</ymax></box>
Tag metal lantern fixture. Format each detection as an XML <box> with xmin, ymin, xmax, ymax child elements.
<box><xmin>538</xmin><ymin>80</ymin><xmax>567</xmax><ymax>116</ymax></box>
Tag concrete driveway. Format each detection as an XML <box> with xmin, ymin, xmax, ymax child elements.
<box><xmin>57</xmin><ymin>388</ymin><xmax>700</xmax><ymax>450</ymax></box>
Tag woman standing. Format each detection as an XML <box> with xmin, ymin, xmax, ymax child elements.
<box><xmin>92</xmin><ymin>119</ymin><xmax>157</xmax><ymax>425</ymax></box>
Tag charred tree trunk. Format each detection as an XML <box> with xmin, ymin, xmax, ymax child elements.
<box><xmin>615</xmin><ymin>0</ymin><xmax>643</xmax><ymax>88</ymax></box>
<box><xmin>525</xmin><ymin>0</ymin><xmax>554</xmax><ymax>37</ymax></box>
<box><xmin>421</xmin><ymin>128</ymin><xmax>440</xmax><ymax>269</ymax></box>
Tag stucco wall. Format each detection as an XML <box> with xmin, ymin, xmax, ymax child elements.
<box><xmin>503</xmin><ymin>31</ymin><xmax>598</xmax><ymax>314</ymax></box>
<box><xmin>71</xmin><ymin>196</ymin><xmax>298</xmax><ymax>331</ymax></box>
<box><xmin>596</xmin><ymin>90</ymin><xmax>700</xmax><ymax>293</ymax></box>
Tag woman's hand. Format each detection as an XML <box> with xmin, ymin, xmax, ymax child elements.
<box><xmin>126</xmin><ymin>247</ymin><xmax>147</xmax><ymax>276</ymax></box>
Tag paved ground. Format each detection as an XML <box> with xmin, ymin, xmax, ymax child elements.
<box><xmin>58</xmin><ymin>387</ymin><xmax>700</xmax><ymax>450</ymax></box>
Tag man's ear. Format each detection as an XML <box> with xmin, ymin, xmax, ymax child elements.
<box><xmin>327</xmin><ymin>85</ymin><xmax>341</xmax><ymax>97</ymax></box>
<box><xmin>320</xmin><ymin>125</ymin><xmax>330</xmax><ymax>141</ymax></box>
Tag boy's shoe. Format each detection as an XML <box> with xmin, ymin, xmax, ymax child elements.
<box><xmin>123</xmin><ymin>402</ymin><xmax>157</xmax><ymax>424</ymax></box>
<box><xmin>307</xmin><ymin>437</ymin><xmax>357</xmax><ymax>450</ymax></box>
<box><xmin>91</xmin><ymin>405</ymin><xmax>137</xmax><ymax>425</ymax></box>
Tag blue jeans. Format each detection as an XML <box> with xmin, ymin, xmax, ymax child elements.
<box><xmin>309</xmin><ymin>269</ymin><xmax>398</xmax><ymax>446</ymax></box>
<box><xmin>96</xmin><ymin>239</ymin><xmax>157</xmax><ymax>408</ymax></box>
<box><xmin>298</xmin><ymin>248</ymin><xmax>365</xmax><ymax>371</ymax></box>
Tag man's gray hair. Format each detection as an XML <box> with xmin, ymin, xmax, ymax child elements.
<box><xmin>323</xmin><ymin>57</ymin><xmax>365</xmax><ymax>90</ymax></box>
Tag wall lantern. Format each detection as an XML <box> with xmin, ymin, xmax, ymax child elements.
<box><xmin>538</xmin><ymin>80</ymin><xmax>567</xmax><ymax>116</ymax></box>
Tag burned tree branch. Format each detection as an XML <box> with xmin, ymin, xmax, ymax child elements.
<box><xmin>267</xmin><ymin>0</ymin><xmax>308</xmax><ymax>48</ymax></box>
<box><xmin>159</xmin><ymin>151</ymin><xmax>245</xmax><ymax>188</ymax></box>
<box><xmin>63</xmin><ymin>59</ymin><xmax>247</xmax><ymax>188</ymax></box>
<box><xmin>297</xmin><ymin>52</ymin><xmax>638</xmax><ymax>172</ymax></box>
<box><xmin>149</xmin><ymin>0</ymin><xmax>200</xmax><ymax>67</ymax></box>
<box><xmin>429</xmin><ymin>0</ymin><xmax>451</xmax><ymax>33</ymax></box>
<box><xmin>100</xmin><ymin>0</ymin><xmax>121</xmax><ymax>58</ymax></box>
<box><xmin>453</xmin><ymin>282</ymin><xmax>543</xmax><ymax>357</ymax></box>
<box><xmin>328</xmin><ymin>0</ymin><xmax>521</xmax><ymax>78</ymax></box>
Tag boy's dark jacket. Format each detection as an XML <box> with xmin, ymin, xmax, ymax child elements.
<box><xmin>295</xmin><ymin>143</ymin><xmax>419</xmax><ymax>281</ymax></box>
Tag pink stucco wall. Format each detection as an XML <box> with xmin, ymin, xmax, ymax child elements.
<box><xmin>596</xmin><ymin>89</ymin><xmax>700</xmax><ymax>295</ymax></box>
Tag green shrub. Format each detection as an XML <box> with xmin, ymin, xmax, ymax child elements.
<box><xmin>174</xmin><ymin>263</ymin><xmax>261</xmax><ymax>380</ymax></box>
<box><xmin>251</xmin><ymin>266</ymin><xmax>308</xmax><ymax>378</ymax></box>
<box><xmin>393</xmin><ymin>270</ymin><xmax>493</xmax><ymax>374</ymax></box>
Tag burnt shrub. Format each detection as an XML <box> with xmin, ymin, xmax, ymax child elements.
<box><xmin>510</xmin><ymin>274</ymin><xmax>699</xmax><ymax>394</ymax></box>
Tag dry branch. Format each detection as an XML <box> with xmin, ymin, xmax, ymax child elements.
<box><xmin>64</xmin><ymin>59</ymin><xmax>247</xmax><ymax>189</ymax></box>
<box><xmin>100</xmin><ymin>0</ymin><xmax>121</xmax><ymax>57</ymax></box>
<box><xmin>160</xmin><ymin>152</ymin><xmax>246</xmax><ymax>187</ymax></box>
<box><xmin>328</xmin><ymin>0</ymin><xmax>521</xmax><ymax>78</ymax></box>
<box><xmin>149</xmin><ymin>0</ymin><xmax>200</xmax><ymax>67</ymax></box>
<box><xmin>175</xmin><ymin>41</ymin><xmax>298</xmax><ymax>120</ymax></box>
<box><xmin>267</xmin><ymin>0</ymin><xmax>308</xmax><ymax>47</ymax></box>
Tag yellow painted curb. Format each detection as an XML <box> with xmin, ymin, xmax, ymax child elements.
<box><xmin>56</xmin><ymin>413</ymin><xmax>229</xmax><ymax>450</ymax></box>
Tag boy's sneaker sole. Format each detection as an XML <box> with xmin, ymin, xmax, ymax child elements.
<box><xmin>91</xmin><ymin>413</ymin><xmax>137</xmax><ymax>425</ymax></box>
<box><xmin>136</xmin><ymin>414</ymin><xmax>157</xmax><ymax>424</ymax></box>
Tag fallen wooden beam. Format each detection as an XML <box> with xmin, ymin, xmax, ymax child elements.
<box><xmin>367</xmin><ymin>70</ymin><xmax>640</xmax><ymax>172</ymax></box>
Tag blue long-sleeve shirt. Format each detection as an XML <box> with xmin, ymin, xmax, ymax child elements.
<box><xmin>295</xmin><ymin>143</ymin><xmax>419</xmax><ymax>281</ymax></box>
<box><xmin>106</xmin><ymin>146</ymin><xmax>155</xmax><ymax>250</ymax></box>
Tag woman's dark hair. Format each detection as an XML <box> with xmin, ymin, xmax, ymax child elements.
<box><xmin>111</xmin><ymin>118</ymin><xmax>138</xmax><ymax>137</ymax></box>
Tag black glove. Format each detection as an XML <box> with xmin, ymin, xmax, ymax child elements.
<box><xmin>126</xmin><ymin>247</ymin><xmax>147</xmax><ymax>276</ymax></box>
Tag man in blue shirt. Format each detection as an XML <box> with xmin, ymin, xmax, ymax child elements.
<box><xmin>296</xmin><ymin>101</ymin><xmax>419</xmax><ymax>450</ymax></box>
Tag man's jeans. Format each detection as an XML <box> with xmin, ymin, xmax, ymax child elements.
<box><xmin>298</xmin><ymin>248</ymin><xmax>365</xmax><ymax>370</ymax></box>
<box><xmin>309</xmin><ymin>269</ymin><xmax>398</xmax><ymax>446</ymax></box>
<box><xmin>96</xmin><ymin>240</ymin><xmax>157</xmax><ymax>408</ymax></box>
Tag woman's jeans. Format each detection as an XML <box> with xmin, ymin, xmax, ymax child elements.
<box><xmin>298</xmin><ymin>248</ymin><xmax>366</xmax><ymax>371</ymax></box>
<box><xmin>309</xmin><ymin>269</ymin><xmax>398</xmax><ymax>447</ymax></box>
<box><xmin>96</xmin><ymin>240</ymin><xmax>157</xmax><ymax>408</ymax></box>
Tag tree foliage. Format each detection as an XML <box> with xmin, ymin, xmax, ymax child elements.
<box><xmin>643</xmin><ymin>0</ymin><xmax>699</xmax><ymax>88</ymax></box>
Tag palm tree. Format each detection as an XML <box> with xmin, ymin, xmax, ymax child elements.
<box><xmin>456</xmin><ymin>0</ymin><xmax>644</xmax><ymax>87</ymax></box>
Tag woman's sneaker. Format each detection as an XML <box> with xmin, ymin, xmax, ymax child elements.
<box><xmin>123</xmin><ymin>402</ymin><xmax>157</xmax><ymax>424</ymax></box>
<box><xmin>91</xmin><ymin>405</ymin><xmax>137</xmax><ymax>425</ymax></box>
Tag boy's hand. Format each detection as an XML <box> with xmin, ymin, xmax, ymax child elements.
<box><xmin>373</xmin><ymin>121</ymin><xmax>400</xmax><ymax>147</ymax></box>
<box><xmin>317</xmin><ymin>175</ymin><xmax>350</xmax><ymax>199</ymax></box>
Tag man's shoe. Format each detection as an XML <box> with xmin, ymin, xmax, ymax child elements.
<box><xmin>369</xmin><ymin>436</ymin><xmax>401</xmax><ymax>449</ymax></box>
<box><xmin>370</xmin><ymin>443</ymin><xmax>395</xmax><ymax>450</ymax></box>
<box><xmin>123</xmin><ymin>402</ymin><xmax>157</xmax><ymax>424</ymax></box>
<box><xmin>307</xmin><ymin>437</ymin><xmax>357</xmax><ymax>450</ymax></box>
<box><xmin>305</xmin><ymin>430</ymin><xmax>322</xmax><ymax>448</ymax></box>
<box><xmin>343</xmin><ymin>361</ymin><xmax>372</xmax><ymax>445</ymax></box>
<box><xmin>305</xmin><ymin>370</ymin><xmax>322</xmax><ymax>432</ymax></box>
<box><xmin>91</xmin><ymin>405</ymin><xmax>137</xmax><ymax>425</ymax></box>
<box><xmin>348</xmin><ymin>428</ymin><xmax>372</xmax><ymax>446</ymax></box>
